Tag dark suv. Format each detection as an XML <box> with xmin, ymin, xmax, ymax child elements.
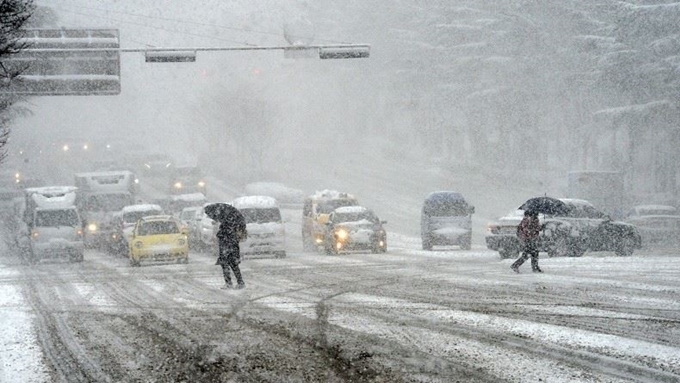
<box><xmin>421</xmin><ymin>191</ymin><xmax>474</xmax><ymax>250</ymax></box>
<box><xmin>486</xmin><ymin>198</ymin><xmax>641</xmax><ymax>258</ymax></box>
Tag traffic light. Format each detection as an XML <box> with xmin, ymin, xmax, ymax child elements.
<box><xmin>145</xmin><ymin>51</ymin><xmax>196</xmax><ymax>63</ymax></box>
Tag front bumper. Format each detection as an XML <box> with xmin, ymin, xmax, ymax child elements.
<box><xmin>485</xmin><ymin>235</ymin><xmax>520</xmax><ymax>252</ymax></box>
<box><xmin>131</xmin><ymin>245</ymin><xmax>188</xmax><ymax>262</ymax></box>
<box><xmin>31</xmin><ymin>241</ymin><xmax>84</xmax><ymax>258</ymax></box>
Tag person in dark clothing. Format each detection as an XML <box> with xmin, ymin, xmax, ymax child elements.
<box><xmin>511</xmin><ymin>210</ymin><xmax>544</xmax><ymax>273</ymax></box>
<box><xmin>216</xmin><ymin>207</ymin><xmax>247</xmax><ymax>289</ymax></box>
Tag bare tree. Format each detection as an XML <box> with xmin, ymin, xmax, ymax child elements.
<box><xmin>0</xmin><ymin>0</ymin><xmax>34</xmax><ymax>164</ymax></box>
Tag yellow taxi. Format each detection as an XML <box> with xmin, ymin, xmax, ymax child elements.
<box><xmin>129</xmin><ymin>215</ymin><xmax>189</xmax><ymax>266</ymax></box>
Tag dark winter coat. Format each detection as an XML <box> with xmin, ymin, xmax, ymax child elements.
<box><xmin>216</xmin><ymin>209</ymin><xmax>247</xmax><ymax>265</ymax></box>
<box><xmin>517</xmin><ymin>215</ymin><xmax>541</xmax><ymax>243</ymax></box>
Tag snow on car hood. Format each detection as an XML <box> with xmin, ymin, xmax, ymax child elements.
<box><xmin>337</xmin><ymin>219</ymin><xmax>377</xmax><ymax>231</ymax></box>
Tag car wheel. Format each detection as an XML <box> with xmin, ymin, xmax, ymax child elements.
<box><xmin>498</xmin><ymin>249</ymin><xmax>518</xmax><ymax>259</ymax></box>
<box><xmin>302</xmin><ymin>233</ymin><xmax>316</xmax><ymax>252</ymax></box>
<box><xmin>547</xmin><ymin>234</ymin><xmax>570</xmax><ymax>257</ymax></box>
<box><xmin>459</xmin><ymin>235</ymin><xmax>472</xmax><ymax>250</ymax></box>
<box><xmin>130</xmin><ymin>259</ymin><xmax>140</xmax><ymax>267</ymax></box>
<box><xmin>615</xmin><ymin>237</ymin><xmax>635</xmax><ymax>257</ymax></box>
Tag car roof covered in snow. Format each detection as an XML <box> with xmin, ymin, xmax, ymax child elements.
<box><xmin>631</xmin><ymin>205</ymin><xmax>678</xmax><ymax>215</ymax></box>
<box><xmin>170</xmin><ymin>193</ymin><xmax>206</xmax><ymax>202</ymax></box>
<box><xmin>25</xmin><ymin>186</ymin><xmax>78</xmax><ymax>196</ymax></box>
<box><xmin>139</xmin><ymin>214</ymin><xmax>175</xmax><ymax>222</ymax></box>
<box><xmin>232</xmin><ymin>196</ymin><xmax>279</xmax><ymax>209</ymax></box>
<box><xmin>333</xmin><ymin>206</ymin><xmax>368</xmax><ymax>214</ymax></box>
<box><xmin>425</xmin><ymin>191</ymin><xmax>466</xmax><ymax>201</ymax></box>
<box><xmin>26</xmin><ymin>186</ymin><xmax>78</xmax><ymax>209</ymax></box>
<box><xmin>559</xmin><ymin>198</ymin><xmax>594</xmax><ymax>207</ymax></box>
<box><xmin>122</xmin><ymin>204</ymin><xmax>162</xmax><ymax>213</ymax></box>
<box><xmin>309</xmin><ymin>189</ymin><xmax>355</xmax><ymax>200</ymax></box>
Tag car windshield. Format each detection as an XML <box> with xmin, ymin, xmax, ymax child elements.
<box><xmin>637</xmin><ymin>207</ymin><xmax>678</xmax><ymax>216</ymax></box>
<box><xmin>137</xmin><ymin>220</ymin><xmax>179</xmax><ymax>236</ymax></box>
<box><xmin>124</xmin><ymin>210</ymin><xmax>161</xmax><ymax>224</ymax></box>
<box><xmin>172</xmin><ymin>167</ymin><xmax>201</xmax><ymax>177</ymax></box>
<box><xmin>83</xmin><ymin>194</ymin><xmax>133</xmax><ymax>212</ymax></box>
<box><xmin>240</xmin><ymin>208</ymin><xmax>281</xmax><ymax>224</ymax></box>
<box><xmin>181</xmin><ymin>209</ymin><xmax>198</xmax><ymax>220</ymax></box>
<box><xmin>333</xmin><ymin>210</ymin><xmax>378</xmax><ymax>224</ymax></box>
<box><xmin>317</xmin><ymin>199</ymin><xmax>358</xmax><ymax>214</ymax></box>
<box><xmin>423</xmin><ymin>199</ymin><xmax>469</xmax><ymax>216</ymax></box>
<box><xmin>563</xmin><ymin>204</ymin><xmax>607</xmax><ymax>219</ymax></box>
<box><xmin>35</xmin><ymin>209</ymin><xmax>79</xmax><ymax>227</ymax></box>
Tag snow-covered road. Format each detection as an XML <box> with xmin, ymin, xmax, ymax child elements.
<box><xmin>1</xmin><ymin>230</ymin><xmax>679</xmax><ymax>382</ymax></box>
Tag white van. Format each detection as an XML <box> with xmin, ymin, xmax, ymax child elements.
<box><xmin>232</xmin><ymin>196</ymin><xmax>286</xmax><ymax>258</ymax></box>
<box><xmin>25</xmin><ymin>186</ymin><xmax>84</xmax><ymax>263</ymax></box>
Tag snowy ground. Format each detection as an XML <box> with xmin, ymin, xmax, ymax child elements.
<box><xmin>1</xmin><ymin>219</ymin><xmax>679</xmax><ymax>382</ymax></box>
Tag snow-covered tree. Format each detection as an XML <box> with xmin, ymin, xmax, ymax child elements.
<box><xmin>0</xmin><ymin>0</ymin><xmax>35</xmax><ymax>163</ymax></box>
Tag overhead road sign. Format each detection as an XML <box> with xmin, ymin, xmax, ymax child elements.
<box><xmin>1</xmin><ymin>28</ymin><xmax>121</xmax><ymax>96</ymax></box>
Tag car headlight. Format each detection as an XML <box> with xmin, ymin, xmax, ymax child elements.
<box><xmin>198</xmin><ymin>181</ymin><xmax>206</xmax><ymax>187</ymax></box>
<box><xmin>88</xmin><ymin>223</ymin><xmax>98</xmax><ymax>232</ymax></box>
<box><xmin>335</xmin><ymin>229</ymin><xmax>348</xmax><ymax>240</ymax></box>
<box><xmin>174</xmin><ymin>182</ymin><xmax>183</xmax><ymax>189</ymax></box>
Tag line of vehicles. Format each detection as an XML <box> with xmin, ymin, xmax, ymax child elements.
<box><xmin>1</xmin><ymin>146</ymin><xmax>676</xmax><ymax>266</ymax></box>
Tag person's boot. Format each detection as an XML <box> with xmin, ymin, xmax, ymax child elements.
<box><xmin>532</xmin><ymin>266</ymin><xmax>543</xmax><ymax>273</ymax></box>
<box><xmin>511</xmin><ymin>263</ymin><xmax>520</xmax><ymax>273</ymax></box>
<box><xmin>221</xmin><ymin>280</ymin><xmax>233</xmax><ymax>289</ymax></box>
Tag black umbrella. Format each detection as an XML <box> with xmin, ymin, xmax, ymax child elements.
<box><xmin>204</xmin><ymin>202</ymin><xmax>239</xmax><ymax>223</ymax></box>
<box><xmin>519</xmin><ymin>197</ymin><xmax>569</xmax><ymax>216</ymax></box>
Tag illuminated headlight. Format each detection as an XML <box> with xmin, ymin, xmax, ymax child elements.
<box><xmin>177</xmin><ymin>239</ymin><xmax>186</xmax><ymax>246</ymax></box>
<box><xmin>336</xmin><ymin>242</ymin><xmax>343</xmax><ymax>250</ymax></box>
<box><xmin>134</xmin><ymin>178</ymin><xmax>139</xmax><ymax>184</ymax></box>
<box><xmin>144</xmin><ymin>164</ymin><xmax>151</xmax><ymax>169</ymax></box>
<box><xmin>87</xmin><ymin>223</ymin><xmax>98</xmax><ymax>232</ymax></box>
<box><xmin>31</xmin><ymin>230</ymin><xmax>39</xmax><ymax>238</ymax></box>
<box><xmin>379</xmin><ymin>240</ymin><xmax>385</xmax><ymax>247</ymax></box>
<box><xmin>134</xmin><ymin>241</ymin><xmax>143</xmax><ymax>249</ymax></box>
<box><xmin>315</xmin><ymin>237</ymin><xmax>323</xmax><ymax>244</ymax></box>
<box><xmin>335</xmin><ymin>229</ymin><xmax>349</xmax><ymax>240</ymax></box>
<box><xmin>198</xmin><ymin>181</ymin><xmax>206</xmax><ymax>187</ymax></box>
<box><xmin>174</xmin><ymin>182</ymin><xmax>183</xmax><ymax>189</ymax></box>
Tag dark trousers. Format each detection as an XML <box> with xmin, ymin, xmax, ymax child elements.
<box><xmin>512</xmin><ymin>240</ymin><xmax>540</xmax><ymax>270</ymax></box>
<box><xmin>219</xmin><ymin>244</ymin><xmax>244</xmax><ymax>286</ymax></box>
<box><xmin>221</xmin><ymin>261</ymin><xmax>244</xmax><ymax>286</ymax></box>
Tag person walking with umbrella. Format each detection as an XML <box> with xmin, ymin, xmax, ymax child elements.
<box><xmin>511</xmin><ymin>209</ymin><xmax>544</xmax><ymax>273</ymax></box>
<box><xmin>205</xmin><ymin>203</ymin><xmax>248</xmax><ymax>289</ymax></box>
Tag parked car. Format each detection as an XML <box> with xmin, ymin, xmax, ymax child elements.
<box><xmin>232</xmin><ymin>196</ymin><xmax>286</xmax><ymax>258</ymax></box>
<box><xmin>421</xmin><ymin>191</ymin><xmax>474</xmax><ymax>250</ymax></box>
<box><xmin>486</xmin><ymin>197</ymin><xmax>641</xmax><ymax>258</ymax></box>
<box><xmin>322</xmin><ymin>206</ymin><xmax>387</xmax><ymax>255</ymax></box>
<box><xmin>625</xmin><ymin>205</ymin><xmax>680</xmax><ymax>248</ymax></box>
<box><xmin>128</xmin><ymin>215</ymin><xmax>188</xmax><ymax>266</ymax></box>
